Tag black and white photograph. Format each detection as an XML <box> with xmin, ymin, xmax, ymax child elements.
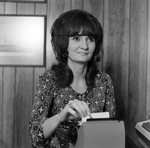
<box><xmin>0</xmin><ymin>0</ymin><xmax>150</xmax><ymax>148</ymax></box>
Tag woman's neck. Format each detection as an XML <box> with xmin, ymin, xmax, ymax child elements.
<box><xmin>68</xmin><ymin>61</ymin><xmax>88</xmax><ymax>93</ymax></box>
<box><xmin>68</xmin><ymin>61</ymin><xmax>87</xmax><ymax>81</ymax></box>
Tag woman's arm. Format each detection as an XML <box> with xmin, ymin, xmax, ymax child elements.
<box><xmin>29</xmin><ymin>72</ymin><xmax>56</xmax><ymax>147</ymax></box>
<box><xmin>105</xmin><ymin>74</ymin><xmax>116</xmax><ymax>118</ymax></box>
<box><xmin>42</xmin><ymin>113</ymin><xmax>62</xmax><ymax>139</ymax></box>
<box><xmin>43</xmin><ymin>99</ymin><xmax>91</xmax><ymax>139</ymax></box>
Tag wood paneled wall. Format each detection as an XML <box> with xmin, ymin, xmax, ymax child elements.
<box><xmin>0</xmin><ymin>0</ymin><xmax>150</xmax><ymax>148</ymax></box>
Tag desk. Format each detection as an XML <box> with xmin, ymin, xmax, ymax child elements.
<box><xmin>126</xmin><ymin>124</ymin><xmax>145</xmax><ymax>148</ymax></box>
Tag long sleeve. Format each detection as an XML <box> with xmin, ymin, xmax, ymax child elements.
<box><xmin>29</xmin><ymin>71</ymin><xmax>55</xmax><ymax>147</ymax></box>
<box><xmin>104</xmin><ymin>74</ymin><xmax>116</xmax><ymax>118</ymax></box>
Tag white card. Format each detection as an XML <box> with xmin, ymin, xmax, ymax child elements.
<box><xmin>81</xmin><ymin>112</ymin><xmax>110</xmax><ymax>123</ymax></box>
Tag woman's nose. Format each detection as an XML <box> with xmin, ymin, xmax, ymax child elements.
<box><xmin>80</xmin><ymin>38</ymin><xmax>88</xmax><ymax>50</ymax></box>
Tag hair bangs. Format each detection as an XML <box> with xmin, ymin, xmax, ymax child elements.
<box><xmin>67</xmin><ymin>17</ymin><xmax>99</xmax><ymax>40</ymax></box>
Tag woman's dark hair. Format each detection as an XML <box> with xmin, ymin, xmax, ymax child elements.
<box><xmin>51</xmin><ymin>9</ymin><xmax>103</xmax><ymax>88</ymax></box>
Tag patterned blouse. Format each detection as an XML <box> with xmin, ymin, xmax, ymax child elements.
<box><xmin>29</xmin><ymin>69</ymin><xmax>116</xmax><ymax>148</ymax></box>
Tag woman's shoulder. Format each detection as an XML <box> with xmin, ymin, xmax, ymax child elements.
<box><xmin>39</xmin><ymin>69</ymin><xmax>56</xmax><ymax>85</ymax></box>
<box><xmin>95</xmin><ymin>69</ymin><xmax>113</xmax><ymax>83</ymax></box>
<box><xmin>39</xmin><ymin>69</ymin><xmax>53</xmax><ymax>79</ymax></box>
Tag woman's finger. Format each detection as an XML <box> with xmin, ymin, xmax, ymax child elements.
<box><xmin>68</xmin><ymin>100</ymin><xmax>89</xmax><ymax>117</ymax></box>
<box><xmin>81</xmin><ymin>101</ymin><xmax>91</xmax><ymax>116</ymax></box>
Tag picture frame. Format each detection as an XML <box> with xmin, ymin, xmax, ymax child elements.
<box><xmin>0</xmin><ymin>15</ymin><xmax>46</xmax><ymax>67</ymax></box>
<box><xmin>0</xmin><ymin>0</ymin><xmax>47</xmax><ymax>2</ymax></box>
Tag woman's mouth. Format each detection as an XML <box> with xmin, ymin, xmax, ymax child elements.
<box><xmin>78</xmin><ymin>52</ymin><xmax>89</xmax><ymax>55</ymax></box>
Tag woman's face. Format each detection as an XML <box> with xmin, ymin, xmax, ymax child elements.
<box><xmin>67</xmin><ymin>35</ymin><xmax>96</xmax><ymax>65</ymax></box>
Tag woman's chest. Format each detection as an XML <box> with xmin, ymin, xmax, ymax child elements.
<box><xmin>51</xmin><ymin>85</ymin><xmax>106</xmax><ymax>114</ymax></box>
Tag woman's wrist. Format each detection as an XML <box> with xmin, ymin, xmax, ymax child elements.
<box><xmin>55</xmin><ymin>112</ymin><xmax>64</xmax><ymax>124</ymax></box>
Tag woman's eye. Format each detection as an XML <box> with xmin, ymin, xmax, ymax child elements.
<box><xmin>72</xmin><ymin>36</ymin><xmax>80</xmax><ymax>41</ymax></box>
<box><xmin>87</xmin><ymin>37</ymin><xmax>95</xmax><ymax>42</ymax></box>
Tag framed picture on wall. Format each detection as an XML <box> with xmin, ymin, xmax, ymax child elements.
<box><xmin>0</xmin><ymin>15</ymin><xmax>46</xmax><ymax>67</ymax></box>
<box><xmin>0</xmin><ymin>0</ymin><xmax>47</xmax><ymax>2</ymax></box>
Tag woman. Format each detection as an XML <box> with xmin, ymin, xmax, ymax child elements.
<box><xmin>29</xmin><ymin>9</ymin><xmax>116</xmax><ymax>148</ymax></box>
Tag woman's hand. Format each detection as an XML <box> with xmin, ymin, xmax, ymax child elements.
<box><xmin>57</xmin><ymin>99</ymin><xmax>91</xmax><ymax>122</ymax></box>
